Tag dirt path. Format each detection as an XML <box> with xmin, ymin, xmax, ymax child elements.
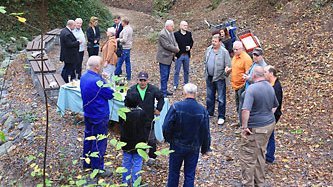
<box><xmin>106</xmin><ymin>6</ymin><xmax>251</xmax><ymax>186</ymax></box>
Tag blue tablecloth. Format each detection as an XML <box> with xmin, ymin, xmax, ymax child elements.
<box><xmin>56</xmin><ymin>84</ymin><xmax>169</xmax><ymax>142</ymax></box>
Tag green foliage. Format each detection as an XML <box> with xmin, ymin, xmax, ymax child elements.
<box><xmin>0</xmin><ymin>131</ymin><xmax>6</xmax><ymax>142</ymax></box>
<box><xmin>153</xmin><ymin>0</ymin><xmax>174</xmax><ymax>17</ymax></box>
<box><xmin>47</xmin><ymin>0</ymin><xmax>113</xmax><ymax>31</ymax></box>
<box><xmin>137</xmin><ymin>149</ymin><xmax>149</xmax><ymax>161</ymax></box>
<box><xmin>0</xmin><ymin>6</ymin><xmax>6</xmax><ymax>14</ymax></box>
<box><xmin>147</xmin><ymin>31</ymin><xmax>159</xmax><ymax>44</ymax></box>
<box><xmin>154</xmin><ymin>148</ymin><xmax>174</xmax><ymax>156</ymax></box>
<box><xmin>90</xmin><ymin>169</ymin><xmax>99</xmax><ymax>179</ymax></box>
<box><xmin>135</xmin><ymin>142</ymin><xmax>151</xmax><ymax>149</ymax></box>
<box><xmin>133</xmin><ymin>176</ymin><xmax>142</xmax><ymax>187</ymax></box>
<box><xmin>115</xmin><ymin>167</ymin><xmax>128</xmax><ymax>174</ymax></box>
<box><xmin>0</xmin><ymin>0</ymin><xmax>113</xmax><ymax>41</ymax></box>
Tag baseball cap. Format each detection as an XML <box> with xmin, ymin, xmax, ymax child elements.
<box><xmin>138</xmin><ymin>72</ymin><xmax>148</xmax><ymax>80</ymax></box>
<box><xmin>253</xmin><ymin>48</ymin><xmax>263</xmax><ymax>56</ymax></box>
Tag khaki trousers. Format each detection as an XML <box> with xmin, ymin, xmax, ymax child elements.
<box><xmin>240</xmin><ymin>122</ymin><xmax>275</xmax><ymax>187</ymax></box>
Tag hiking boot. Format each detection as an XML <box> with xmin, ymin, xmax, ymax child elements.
<box><xmin>96</xmin><ymin>169</ymin><xmax>112</xmax><ymax>178</ymax></box>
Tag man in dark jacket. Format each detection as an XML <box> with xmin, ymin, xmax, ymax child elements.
<box><xmin>264</xmin><ymin>65</ymin><xmax>283</xmax><ymax>164</ymax></box>
<box><xmin>112</xmin><ymin>15</ymin><xmax>123</xmax><ymax>39</ymax></box>
<box><xmin>60</xmin><ymin>20</ymin><xmax>81</xmax><ymax>83</ymax></box>
<box><xmin>120</xmin><ymin>92</ymin><xmax>148</xmax><ymax>185</ymax></box>
<box><xmin>127</xmin><ymin>72</ymin><xmax>165</xmax><ymax>160</ymax></box>
<box><xmin>163</xmin><ymin>83</ymin><xmax>211</xmax><ymax>187</ymax></box>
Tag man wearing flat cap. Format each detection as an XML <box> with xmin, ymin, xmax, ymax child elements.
<box><xmin>127</xmin><ymin>72</ymin><xmax>165</xmax><ymax>160</ymax></box>
<box><xmin>243</xmin><ymin>48</ymin><xmax>267</xmax><ymax>89</ymax></box>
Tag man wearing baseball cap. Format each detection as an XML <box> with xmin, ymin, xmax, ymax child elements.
<box><xmin>243</xmin><ymin>48</ymin><xmax>267</xmax><ymax>89</ymax></box>
<box><xmin>127</xmin><ymin>72</ymin><xmax>165</xmax><ymax>160</ymax></box>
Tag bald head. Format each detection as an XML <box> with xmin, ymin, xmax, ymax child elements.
<box><xmin>252</xmin><ymin>66</ymin><xmax>265</xmax><ymax>81</ymax></box>
<box><xmin>233</xmin><ymin>41</ymin><xmax>244</xmax><ymax>55</ymax></box>
<box><xmin>180</xmin><ymin>21</ymin><xmax>188</xmax><ymax>31</ymax></box>
<box><xmin>67</xmin><ymin>20</ymin><xmax>76</xmax><ymax>30</ymax></box>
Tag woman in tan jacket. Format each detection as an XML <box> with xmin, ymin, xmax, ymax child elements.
<box><xmin>101</xmin><ymin>27</ymin><xmax>118</xmax><ymax>77</ymax></box>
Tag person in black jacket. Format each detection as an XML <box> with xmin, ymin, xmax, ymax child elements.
<box><xmin>120</xmin><ymin>92</ymin><xmax>148</xmax><ymax>185</ymax></box>
<box><xmin>60</xmin><ymin>20</ymin><xmax>81</xmax><ymax>83</ymax></box>
<box><xmin>86</xmin><ymin>16</ymin><xmax>100</xmax><ymax>57</ymax></box>
<box><xmin>264</xmin><ymin>65</ymin><xmax>283</xmax><ymax>164</ymax></box>
<box><xmin>127</xmin><ymin>72</ymin><xmax>165</xmax><ymax>160</ymax></box>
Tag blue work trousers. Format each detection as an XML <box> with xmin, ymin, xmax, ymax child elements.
<box><xmin>82</xmin><ymin>116</ymin><xmax>108</xmax><ymax>170</ymax></box>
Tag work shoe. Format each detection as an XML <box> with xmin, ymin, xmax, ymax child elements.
<box><xmin>96</xmin><ymin>169</ymin><xmax>112</xmax><ymax>178</ymax></box>
<box><xmin>147</xmin><ymin>158</ymin><xmax>156</xmax><ymax>166</ymax></box>
<box><xmin>217</xmin><ymin>118</ymin><xmax>225</xmax><ymax>125</ymax></box>
<box><xmin>234</xmin><ymin>127</ymin><xmax>242</xmax><ymax>134</ymax></box>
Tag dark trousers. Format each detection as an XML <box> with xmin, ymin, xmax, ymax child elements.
<box><xmin>266</xmin><ymin>115</ymin><xmax>280</xmax><ymax>163</ymax></box>
<box><xmin>235</xmin><ymin>86</ymin><xmax>245</xmax><ymax>125</ymax></box>
<box><xmin>82</xmin><ymin>116</ymin><xmax>108</xmax><ymax>170</ymax></box>
<box><xmin>88</xmin><ymin>47</ymin><xmax>99</xmax><ymax>57</ymax></box>
<box><xmin>61</xmin><ymin>63</ymin><xmax>76</xmax><ymax>83</ymax></box>
<box><xmin>206</xmin><ymin>77</ymin><xmax>226</xmax><ymax>119</ymax></box>
<box><xmin>167</xmin><ymin>144</ymin><xmax>199</xmax><ymax>187</ymax></box>
<box><xmin>159</xmin><ymin>63</ymin><xmax>171</xmax><ymax>96</ymax></box>
<box><xmin>146</xmin><ymin>126</ymin><xmax>157</xmax><ymax>159</ymax></box>
<box><xmin>75</xmin><ymin>51</ymin><xmax>84</xmax><ymax>79</ymax></box>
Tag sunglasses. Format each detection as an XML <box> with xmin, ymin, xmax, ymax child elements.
<box><xmin>139</xmin><ymin>79</ymin><xmax>147</xmax><ymax>82</ymax></box>
<box><xmin>253</xmin><ymin>54</ymin><xmax>260</xmax><ymax>56</ymax></box>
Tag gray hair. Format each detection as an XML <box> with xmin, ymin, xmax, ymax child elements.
<box><xmin>183</xmin><ymin>83</ymin><xmax>197</xmax><ymax>95</ymax></box>
<box><xmin>67</xmin><ymin>20</ymin><xmax>75</xmax><ymax>26</ymax></box>
<box><xmin>75</xmin><ymin>18</ymin><xmax>82</xmax><ymax>23</ymax></box>
<box><xmin>233</xmin><ymin>41</ymin><xmax>244</xmax><ymax>49</ymax></box>
<box><xmin>107</xmin><ymin>27</ymin><xmax>116</xmax><ymax>35</ymax></box>
<box><xmin>165</xmin><ymin>20</ymin><xmax>174</xmax><ymax>27</ymax></box>
<box><xmin>86</xmin><ymin>56</ymin><xmax>101</xmax><ymax>70</ymax></box>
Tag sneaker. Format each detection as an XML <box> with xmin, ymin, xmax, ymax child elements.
<box><xmin>217</xmin><ymin>118</ymin><xmax>225</xmax><ymax>125</ymax></box>
<box><xmin>97</xmin><ymin>169</ymin><xmax>112</xmax><ymax>177</ymax></box>
<box><xmin>147</xmin><ymin>158</ymin><xmax>156</xmax><ymax>166</ymax></box>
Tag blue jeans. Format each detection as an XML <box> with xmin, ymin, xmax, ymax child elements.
<box><xmin>266</xmin><ymin>130</ymin><xmax>275</xmax><ymax>163</ymax></box>
<box><xmin>174</xmin><ymin>54</ymin><xmax>190</xmax><ymax>88</ymax></box>
<box><xmin>266</xmin><ymin>115</ymin><xmax>280</xmax><ymax>163</ymax></box>
<box><xmin>206</xmin><ymin>77</ymin><xmax>226</xmax><ymax>119</ymax></box>
<box><xmin>167</xmin><ymin>144</ymin><xmax>199</xmax><ymax>187</ymax></box>
<box><xmin>159</xmin><ymin>63</ymin><xmax>171</xmax><ymax>96</ymax></box>
<box><xmin>122</xmin><ymin>152</ymin><xmax>143</xmax><ymax>185</ymax></box>
<box><xmin>115</xmin><ymin>49</ymin><xmax>131</xmax><ymax>80</ymax></box>
<box><xmin>82</xmin><ymin>117</ymin><xmax>108</xmax><ymax>170</ymax></box>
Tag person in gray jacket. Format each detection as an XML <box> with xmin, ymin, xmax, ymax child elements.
<box><xmin>204</xmin><ymin>34</ymin><xmax>231</xmax><ymax>125</ymax></box>
<box><xmin>115</xmin><ymin>17</ymin><xmax>133</xmax><ymax>80</ymax></box>
<box><xmin>156</xmin><ymin>20</ymin><xmax>179</xmax><ymax>97</ymax></box>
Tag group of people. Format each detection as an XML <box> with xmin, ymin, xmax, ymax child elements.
<box><xmin>59</xmin><ymin>15</ymin><xmax>133</xmax><ymax>83</ymax></box>
<box><xmin>60</xmin><ymin>16</ymin><xmax>283</xmax><ymax>186</ymax></box>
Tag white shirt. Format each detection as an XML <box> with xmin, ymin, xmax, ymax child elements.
<box><xmin>73</xmin><ymin>28</ymin><xmax>86</xmax><ymax>52</ymax></box>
